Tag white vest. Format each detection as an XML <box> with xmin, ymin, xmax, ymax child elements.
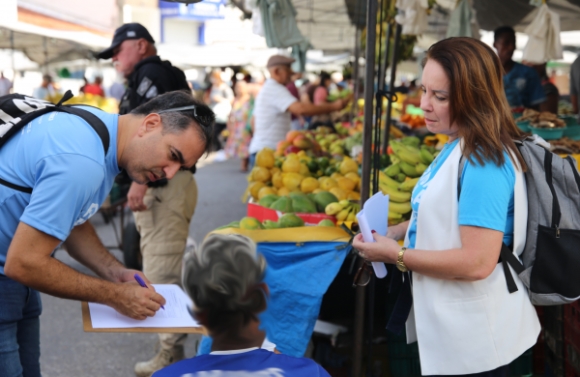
<box><xmin>404</xmin><ymin>141</ymin><xmax>541</xmax><ymax>375</ymax></box>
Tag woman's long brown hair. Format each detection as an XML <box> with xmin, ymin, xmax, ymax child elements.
<box><xmin>425</xmin><ymin>37</ymin><xmax>526</xmax><ymax>170</ymax></box>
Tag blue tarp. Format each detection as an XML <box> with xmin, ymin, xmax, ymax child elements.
<box><xmin>198</xmin><ymin>240</ymin><xmax>351</xmax><ymax>357</ymax></box>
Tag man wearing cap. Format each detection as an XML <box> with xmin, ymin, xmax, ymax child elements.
<box><xmin>98</xmin><ymin>23</ymin><xmax>198</xmax><ymax>377</ymax></box>
<box><xmin>248</xmin><ymin>55</ymin><xmax>350</xmax><ymax>163</ymax></box>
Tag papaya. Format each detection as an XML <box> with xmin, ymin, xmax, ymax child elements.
<box><xmin>278</xmin><ymin>213</ymin><xmax>305</xmax><ymax>228</ymax></box>
<box><xmin>270</xmin><ymin>197</ymin><xmax>293</xmax><ymax>213</ymax></box>
<box><xmin>292</xmin><ymin>195</ymin><xmax>317</xmax><ymax>213</ymax></box>
<box><xmin>318</xmin><ymin>219</ymin><xmax>335</xmax><ymax>227</ymax></box>
<box><xmin>313</xmin><ymin>191</ymin><xmax>339</xmax><ymax>213</ymax></box>
<box><xmin>239</xmin><ymin>217</ymin><xmax>264</xmax><ymax>230</ymax></box>
<box><xmin>258</xmin><ymin>194</ymin><xmax>279</xmax><ymax>208</ymax></box>
<box><xmin>262</xmin><ymin>220</ymin><xmax>280</xmax><ymax>229</ymax></box>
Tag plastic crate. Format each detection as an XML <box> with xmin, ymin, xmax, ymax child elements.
<box><xmin>247</xmin><ymin>201</ymin><xmax>336</xmax><ymax>226</ymax></box>
<box><xmin>509</xmin><ymin>348</ymin><xmax>533</xmax><ymax>377</ymax></box>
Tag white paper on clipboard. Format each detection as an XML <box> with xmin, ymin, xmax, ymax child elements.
<box><xmin>356</xmin><ymin>192</ymin><xmax>389</xmax><ymax>278</ymax></box>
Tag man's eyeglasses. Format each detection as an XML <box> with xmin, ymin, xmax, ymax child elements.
<box><xmin>157</xmin><ymin>105</ymin><xmax>214</xmax><ymax>128</ymax></box>
<box><xmin>352</xmin><ymin>260</ymin><xmax>374</xmax><ymax>287</ymax></box>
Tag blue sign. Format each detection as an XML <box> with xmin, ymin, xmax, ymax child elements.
<box><xmin>159</xmin><ymin>0</ymin><xmax>226</xmax><ymax>20</ymax></box>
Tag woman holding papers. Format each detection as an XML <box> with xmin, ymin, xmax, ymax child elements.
<box><xmin>153</xmin><ymin>234</ymin><xmax>331</xmax><ymax>377</ymax></box>
<box><xmin>353</xmin><ymin>37</ymin><xmax>539</xmax><ymax>377</ymax></box>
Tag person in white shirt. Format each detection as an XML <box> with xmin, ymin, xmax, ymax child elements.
<box><xmin>248</xmin><ymin>55</ymin><xmax>349</xmax><ymax>165</ymax></box>
<box><xmin>0</xmin><ymin>72</ymin><xmax>12</xmax><ymax>96</ymax></box>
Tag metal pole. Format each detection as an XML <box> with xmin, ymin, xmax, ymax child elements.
<box><xmin>43</xmin><ymin>37</ymin><xmax>48</xmax><ymax>73</ymax></box>
<box><xmin>10</xmin><ymin>31</ymin><xmax>15</xmax><ymax>86</ymax></box>
<box><xmin>353</xmin><ymin>0</ymin><xmax>377</xmax><ymax>374</ymax></box>
<box><xmin>378</xmin><ymin>23</ymin><xmax>392</xmax><ymax>91</ymax></box>
<box><xmin>350</xmin><ymin>26</ymin><xmax>361</xmax><ymax>124</ymax></box>
<box><xmin>382</xmin><ymin>23</ymin><xmax>401</xmax><ymax>155</ymax></box>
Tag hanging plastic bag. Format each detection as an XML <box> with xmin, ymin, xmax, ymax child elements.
<box><xmin>395</xmin><ymin>0</ymin><xmax>429</xmax><ymax>36</ymax></box>
<box><xmin>445</xmin><ymin>0</ymin><xmax>480</xmax><ymax>39</ymax></box>
<box><xmin>522</xmin><ymin>3</ymin><xmax>563</xmax><ymax>63</ymax></box>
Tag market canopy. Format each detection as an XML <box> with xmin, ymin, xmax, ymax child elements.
<box><xmin>0</xmin><ymin>19</ymin><xmax>110</xmax><ymax>68</ymax></box>
<box><xmin>472</xmin><ymin>0</ymin><xmax>580</xmax><ymax>33</ymax></box>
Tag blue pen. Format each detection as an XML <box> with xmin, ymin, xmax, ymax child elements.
<box><xmin>134</xmin><ymin>273</ymin><xmax>165</xmax><ymax>310</ymax></box>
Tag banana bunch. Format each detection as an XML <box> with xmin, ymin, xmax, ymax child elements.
<box><xmin>325</xmin><ymin>199</ymin><xmax>361</xmax><ymax>222</ymax></box>
<box><xmin>388</xmin><ymin>139</ymin><xmax>436</xmax><ymax>179</ymax></box>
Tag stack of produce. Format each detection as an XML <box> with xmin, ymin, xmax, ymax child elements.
<box><xmin>246</xmin><ymin>147</ymin><xmax>362</xmax><ymax>204</ymax></box>
<box><xmin>378</xmin><ymin>137</ymin><xmax>438</xmax><ymax>224</ymax></box>
<box><xmin>275</xmin><ymin>128</ymin><xmax>348</xmax><ymax>158</ymax></box>
<box><xmin>216</xmin><ymin>213</ymin><xmax>335</xmax><ymax>231</ymax></box>
<box><xmin>399</xmin><ymin>114</ymin><xmax>426</xmax><ymax>128</ymax></box>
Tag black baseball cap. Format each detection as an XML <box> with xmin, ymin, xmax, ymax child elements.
<box><xmin>97</xmin><ymin>23</ymin><xmax>155</xmax><ymax>60</ymax></box>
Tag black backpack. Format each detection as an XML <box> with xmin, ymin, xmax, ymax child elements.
<box><xmin>0</xmin><ymin>90</ymin><xmax>109</xmax><ymax>193</ymax></box>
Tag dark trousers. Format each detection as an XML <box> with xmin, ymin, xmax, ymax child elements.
<box><xmin>0</xmin><ymin>274</ymin><xmax>42</xmax><ymax>377</ymax></box>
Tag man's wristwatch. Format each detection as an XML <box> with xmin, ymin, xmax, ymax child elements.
<box><xmin>396</xmin><ymin>247</ymin><xmax>409</xmax><ymax>272</ymax></box>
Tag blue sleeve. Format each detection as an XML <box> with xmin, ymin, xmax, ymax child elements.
<box><xmin>20</xmin><ymin>154</ymin><xmax>105</xmax><ymax>241</ymax></box>
<box><xmin>525</xmin><ymin>67</ymin><xmax>547</xmax><ymax>107</ymax></box>
<box><xmin>458</xmin><ymin>155</ymin><xmax>514</xmax><ymax>232</ymax></box>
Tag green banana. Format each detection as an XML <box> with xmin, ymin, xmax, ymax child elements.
<box><xmin>391</xmin><ymin>141</ymin><xmax>422</xmax><ymax>165</ymax></box>
<box><xmin>379</xmin><ymin>171</ymin><xmax>401</xmax><ymax>189</ymax></box>
<box><xmin>395</xmin><ymin>173</ymin><xmax>407</xmax><ymax>182</ymax></box>
<box><xmin>401</xmin><ymin>136</ymin><xmax>421</xmax><ymax>148</ymax></box>
<box><xmin>420</xmin><ymin>148</ymin><xmax>434</xmax><ymax>164</ymax></box>
<box><xmin>380</xmin><ymin>184</ymin><xmax>412</xmax><ymax>203</ymax></box>
<box><xmin>400</xmin><ymin>161</ymin><xmax>420</xmax><ymax>178</ymax></box>
<box><xmin>389</xmin><ymin>201</ymin><xmax>412</xmax><ymax>214</ymax></box>
<box><xmin>399</xmin><ymin>177</ymin><xmax>420</xmax><ymax>192</ymax></box>
<box><xmin>415</xmin><ymin>163</ymin><xmax>427</xmax><ymax>175</ymax></box>
<box><xmin>384</xmin><ymin>163</ymin><xmax>401</xmax><ymax>178</ymax></box>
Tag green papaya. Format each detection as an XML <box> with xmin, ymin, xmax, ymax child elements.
<box><xmin>270</xmin><ymin>197</ymin><xmax>293</xmax><ymax>213</ymax></box>
<box><xmin>278</xmin><ymin>213</ymin><xmax>305</xmax><ymax>228</ymax></box>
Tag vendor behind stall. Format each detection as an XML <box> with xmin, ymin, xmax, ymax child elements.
<box><xmin>524</xmin><ymin>61</ymin><xmax>560</xmax><ymax>114</ymax></box>
<box><xmin>493</xmin><ymin>26</ymin><xmax>546</xmax><ymax>110</ymax></box>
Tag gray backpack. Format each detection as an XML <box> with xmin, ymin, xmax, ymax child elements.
<box><xmin>516</xmin><ymin>136</ymin><xmax>580</xmax><ymax>305</ymax></box>
<box><xmin>460</xmin><ymin>136</ymin><xmax>580</xmax><ymax>305</ymax></box>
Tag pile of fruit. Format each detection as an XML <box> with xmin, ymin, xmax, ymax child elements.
<box><xmin>46</xmin><ymin>93</ymin><xmax>119</xmax><ymax>113</ymax></box>
<box><xmin>217</xmin><ymin>213</ymin><xmax>336</xmax><ymax>231</ymax></box>
<box><xmin>378</xmin><ymin>137</ymin><xmax>438</xmax><ymax>224</ymax></box>
<box><xmin>399</xmin><ymin>114</ymin><xmax>426</xmax><ymax>128</ymax></box>
<box><xmin>275</xmin><ymin>128</ymin><xmax>350</xmax><ymax>158</ymax></box>
<box><xmin>246</xmin><ymin>147</ymin><xmax>362</xmax><ymax>205</ymax></box>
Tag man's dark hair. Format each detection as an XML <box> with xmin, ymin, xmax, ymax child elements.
<box><xmin>131</xmin><ymin>90</ymin><xmax>215</xmax><ymax>155</ymax></box>
<box><xmin>494</xmin><ymin>26</ymin><xmax>516</xmax><ymax>43</ymax></box>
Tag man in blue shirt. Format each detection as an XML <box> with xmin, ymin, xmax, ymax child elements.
<box><xmin>0</xmin><ymin>91</ymin><xmax>214</xmax><ymax>377</ymax></box>
<box><xmin>493</xmin><ymin>26</ymin><xmax>546</xmax><ymax>109</ymax></box>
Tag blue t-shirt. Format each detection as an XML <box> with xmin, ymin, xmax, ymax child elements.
<box><xmin>503</xmin><ymin>62</ymin><xmax>546</xmax><ymax>108</ymax></box>
<box><xmin>407</xmin><ymin>139</ymin><xmax>515</xmax><ymax>250</ymax></box>
<box><xmin>0</xmin><ymin>106</ymin><xmax>120</xmax><ymax>274</ymax></box>
<box><xmin>152</xmin><ymin>349</ymin><xmax>331</xmax><ymax>377</ymax></box>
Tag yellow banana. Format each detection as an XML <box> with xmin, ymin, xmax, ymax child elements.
<box><xmin>336</xmin><ymin>208</ymin><xmax>350</xmax><ymax>221</ymax></box>
<box><xmin>346</xmin><ymin>208</ymin><xmax>356</xmax><ymax>222</ymax></box>
<box><xmin>388</xmin><ymin>211</ymin><xmax>403</xmax><ymax>220</ymax></box>
<box><xmin>338</xmin><ymin>199</ymin><xmax>351</xmax><ymax>208</ymax></box>
<box><xmin>389</xmin><ymin>201</ymin><xmax>412</xmax><ymax>214</ymax></box>
<box><xmin>380</xmin><ymin>184</ymin><xmax>412</xmax><ymax>203</ymax></box>
<box><xmin>325</xmin><ymin>202</ymin><xmax>345</xmax><ymax>216</ymax></box>
<box><xmin>399</xmin><ymin>177</ymin><xmax>420</xmax><ymax>192</ymax></box>
<box><xmin>379</xmin><ymin>172</ymin><xmax>401</xmax><ymax>190</ymax></box>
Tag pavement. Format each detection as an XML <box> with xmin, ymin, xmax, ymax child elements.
<box><xmin>39</xmin><ymin>156</ymin><xmax>249</xmax><ymax>377</ymax></box>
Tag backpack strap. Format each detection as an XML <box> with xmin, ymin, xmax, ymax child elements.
<box><xmin>0</xmin><ymin>91</ymin><xmax>110</xmax><ymax>193</ymax></box>
<box><xmin>457</xmin><ymin>151</ymin><xmax>525</xmax><ymax>294</ymax></box>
